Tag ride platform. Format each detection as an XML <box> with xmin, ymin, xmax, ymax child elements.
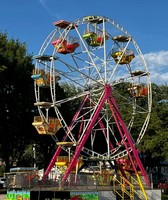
<box><xmin>5</xmin><ymin>170</ymin><xmax>161</xmax><ymax>200</ymax></box>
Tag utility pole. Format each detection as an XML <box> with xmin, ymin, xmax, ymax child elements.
<box><xmin>33</xmin><ymin>144</ymin><xmax>36</xmax><ymax>168</ymax></box>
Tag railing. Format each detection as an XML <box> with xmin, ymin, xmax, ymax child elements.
<box><xmin>5</xmin><ymin>171</ymin><xmax>162</xmax><ymax>199</ymax></box>
<box><xmin>113</xmin><ymin>174</ymin><xmax>149</xmax><ymax>200</ymax></box>
<box><xmin>5</xmin><ymin>171</ymin><xmax>149</xmax><ymax>190</ymax></box>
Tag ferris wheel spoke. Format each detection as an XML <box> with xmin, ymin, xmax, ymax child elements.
<box><xmin>54</xmin><ymin>106</ymin><xmax>76</xmax><ymax>143</ymax></box>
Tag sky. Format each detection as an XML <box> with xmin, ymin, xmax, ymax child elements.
<box><xmin>0</xmin><ymin>0</ymin><xmax>168</xmax><ymax>85</ymax></box>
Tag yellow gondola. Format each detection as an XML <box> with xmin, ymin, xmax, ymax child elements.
<box><xmin>112</xmin><ymin>35</ymin><xmax>135</xmax><ymax>64</ymax></box>
<box><xmin>83</xmin><ymin>31</ymin><xmax>108</xmax><ymax>47</ymax></box>
<box><xmin>31</xmin><ymin>69</ymin><xmax>61</xmax><ymax>87</ymax></box>
<box><xmin>31</xmin><ymin>69</ymin><xmax>50</xmax><ymax>87</ymax></box>
<box><xmin>111</xmin><ymin>49</ymin><xmax>135</xmax><ymax>65</ymax></box>
<box><xmin>55</xmin><ymin>156</ymin><xmax>83</xmax><ymax>173</ymax></box>
<box><xmin>32</xmin><ymin>116</ymin><xmax>62</xmax><ymax>135</ymax></box>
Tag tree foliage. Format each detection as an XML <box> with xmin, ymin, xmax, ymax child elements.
<box><xmin>139</xmin><ymin>83</ymin><xmax>168</xmax><ymax>168</ymax></box>
<box><xmin>0</xmin><ymin>33</ymin><xmax>35</xmax><ymax>170</ymax></box>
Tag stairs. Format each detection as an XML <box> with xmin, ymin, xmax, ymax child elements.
<box><xmin>113</xmin><ymin>174</ymin><xmax>149</xmax><ymax>200</ymax></box>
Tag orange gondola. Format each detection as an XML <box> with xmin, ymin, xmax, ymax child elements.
<box><xmin>32</xmin><ymin>116</ymin><xmax>62</xmax><ymax>135</ymax></box>
<box><xmin>52</xmin><ymin>36</ymin><xmax>79</xmax><ymax>54</ymax></box>
<box><xmin>128</xmin><ymin>85</ymin><xmax>148</xmax><ymax>98</ymax></box>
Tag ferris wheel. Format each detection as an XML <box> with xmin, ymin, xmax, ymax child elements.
<box><xmin>31</xmin><ymin>15</ymin><xmax>152</xmax><ymax>186</ymax></box>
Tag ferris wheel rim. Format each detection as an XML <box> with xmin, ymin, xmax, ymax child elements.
<box><xmin>32</xmin><ymin>15</ymin><xmax>152</xmax><ymax>162</ymax></box>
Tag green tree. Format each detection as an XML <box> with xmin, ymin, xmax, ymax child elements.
<box><xmin>0</xmin><ymin>32</ymin><xmax>35</xmax><ymax>170</ymax></box>
<box><xmin>139</xmin><ymin>84</ymin><xmax>168</xmax><ymax>169</ymax></box>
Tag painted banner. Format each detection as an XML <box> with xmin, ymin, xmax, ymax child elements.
<box><xmin>7</xmin><ymin>190</ymin><xmax>30</xmax><ymax>200</ymax></box>
<box><xmin>70</xmin><ymin>191</ymin><xmax>98</xmax><ymax>200</ymax></box>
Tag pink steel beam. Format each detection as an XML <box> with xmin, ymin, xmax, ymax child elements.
<box><xmin>109</xmin><ymin>101</ymin><xmax>140</xmax><ymax>176</ymax></box>
<box><xmin>44</xmin><ymin>84</ymin><xmax>149</xmax><ymax>188</ymax></box>
<box><xmin>43</xmin><ymin>144</ymin><xmax>62</xmax><ymax>181</ymax></box>
<box><xmin>62</xmin><ymin>84</ymin><xmax>149</xmax><ymax>187</ymax></box>
<box><xmin>43</xmin><ymin>95</ymin><xmax>89</xmax><ymax>179</ymax></box>
<box><xmin>107</xmin><ymin>87</ymin><xmax>150</xmax><ymax>187</ymax></box>
<box><xmin>44</xmin><ymin>90</ymin><xmax>114</xmax><ymax>180</ymax></box>
<box><xmin>88</xmin><ymin>97</ymin><xmax>114</xmax><ymax>150</ymax></box>
<box><xmin>69</xmin><ymin>95</ymin><xmax>89</xmax><ymax>128</ymax></box>
<box><xmin>62</xmin><ymin>86</ymin><xmax>110</xmax><ymax>182</ymax></box>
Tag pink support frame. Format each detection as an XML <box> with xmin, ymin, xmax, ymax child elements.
<box><xmin>43</xmin><ymin>84</ymin><xmax>150</xmax><ymax>187</ymax></box>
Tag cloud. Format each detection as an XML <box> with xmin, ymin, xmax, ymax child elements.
<box><xmin>144</xmin><ymin>51</ymin><xmax>168</xmax><ymax>68</ymax></box>
<box><xmin>144</xmin><ymin>51</ymin><xmax>168</xmax><ymax>84</ymax></box>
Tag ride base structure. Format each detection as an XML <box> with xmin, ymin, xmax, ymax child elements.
<box><xmin>43</xmin><ymin>84</ymin><xmax>149</xmax><ymax>191</ymax></box>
